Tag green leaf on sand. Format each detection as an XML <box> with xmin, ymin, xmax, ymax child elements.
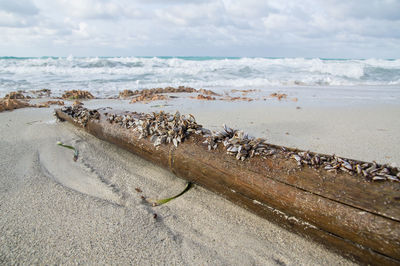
<box><xmin>57</xmin><ymin>141</ymin><xmax>79</xmax><ymax>161</ymax></box>
<box><xmin>151</xmin><ymin>182</ymin><xmax>193</xmax><ymax>206</ymax></box>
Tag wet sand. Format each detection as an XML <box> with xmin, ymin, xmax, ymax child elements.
<box><xmin>1</xmin><ymin>98</ymin><xmax>399</xmax><ymax>264</ymax></box>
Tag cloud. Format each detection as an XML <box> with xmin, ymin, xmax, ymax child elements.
<box><xmin>155</xmin><ymin>2</ymin><xmax>227</xmax><ymax>27</ymax></box>
<box><xmin>0</xmin><ymin>0</ymin><xmax>39</xmax><ymax>15</ymax></box>
<box><xmin>0</xmin><ymin>0</ymin><xmax>399</xmax><ymax>58</ymax></box>
<box><xmin>328</xmin><ymin>0</ymin><xmax>400</xmax><ymax>21</ymax></box>
<box><xmin>57</xmin><ymin>0</ymin><xmax>123</xmax><ymax>20</ymax></box>
<box><xmin>0</xmin><ymin>10</ymin><xmax>36</xmax><ymax>27</ymax></box>
<box><xmin>0</xmin><ymin>0</ymin><xmax>39</xmax><ymax>27</ymax></box>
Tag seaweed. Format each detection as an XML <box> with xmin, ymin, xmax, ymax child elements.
<box><xmin>57</xmin><ymin>141</ymin><xmax>79</xmax><ymax>161</ymax></box>
<box><xmin>151</xmin><ymin>182</ymin><xmax>193</xmax><ymax>206</ymax></box>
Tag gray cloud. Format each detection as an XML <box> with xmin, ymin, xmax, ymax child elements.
<box><xmin>0</xmin><ymin>11</ymin><xmax>37</xmax><ymax>27</ymax></box>
<box><xmin>334</xmin><ymin>0</ymin><xmax>400</xmax><ymax>21</ymax></box>
<box><xmin>0</xmin><ymin>0</ymin><xmax>399</xmax><ymax>58</ymax></box>
<box><xmin>0</xmin><ymin>0</ymin><xmax>39</xmax><ymax>28</ymax></box>
<box><xmin>0</xmin><ymin>0</ymin><xmax>39</xmax><ymax>15</ymax></box>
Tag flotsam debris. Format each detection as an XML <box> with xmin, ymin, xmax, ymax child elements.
<box><xmin>130</xmin><ymin>86</ymin><xmax>197</xmax><ymax>96</ymax></box>
<box><xmin>121</xmin><ymin>86</ymin><xmax>220</xmax><ymax>97</ymax></box>
<box><xmin>35</xmin><ymin>100</ymin><xmax>65</xmax><ymax>108</ymax></box>
<box><xmin>221</xmin><ymin>96</ymin><xmax>254</xmax><ymax>101</ymax></box>
<box><xmin>0</xmin><ymin>93</ymin><xmax>64</xmax><ymax>112</ymax></box>
<box><xmin>31</xmin><ymin>89</ymin><xmax>51</xmax><ymax>98</ymax></box>
<box><xmin>3</xmin><ymin>91</ymin><xmax>28</xmax><ymax>99</ymax></box>
<box><xmin>0</xmin><ymin>99</ymin><xmax>30</xmax><ymax>112</ymax></box>
<box><xmin>106</xmin><ymin>110</ymin><xmax>203</xmax><ymax>148</ymax></box>
<box><xmin>59</xmin><ymin>105</ymin><xmax>100</xmax><ymax>127</ymax></box>
<box><xmin>130</xmin><ymin>94</ymin><xmax>168</xmax><ymax>104</ymax></box>
<box><xmin>231</xmin><ymin>89</ymin><xmax>258</xmax><ymax>94</ymax></box>
<box><xmin>119</xmin><ymin>89</ymin><xmax>135</xmax><ymax>98</ymax></box>
<box><xmin>59</xmin><ymin>105</ymin><xmax>400</xmax><ymax>183</ymax></box>
<box><xmin>62</xmin><ymin>90</ymin><xmax>95</xmax><ymax>100</ymax></box>
<box><xmin>191</xmin><ymin>94</ymin><xmax>216</xmax><ymax>100</ymax></box>
<box><xmin>123</xmin><ymin>86</ymin><xmax>221</xmax><ymax>103</ymax></box>
<box><xmin>118</xmin><ymin>86</ymin><xmax>300</xmax><ymax>103</ymax></box>
<box><xmin>270</xmin><ymin>93</ymin><xmax>287</xmax><ymax>100</ymax></box>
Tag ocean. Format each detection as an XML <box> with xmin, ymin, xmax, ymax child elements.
<box><xmin>1</xmin><ymin>56</ymin><xmax>400</xmax><ymax>103</ymax></box>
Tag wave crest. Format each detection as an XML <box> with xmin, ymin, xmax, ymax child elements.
<box><xmin>0</xmin><ymin>57</ymin><xmax>399</xmax><ymax>96</ymax></box>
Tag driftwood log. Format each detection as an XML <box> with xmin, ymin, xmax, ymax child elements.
<box><xmin>55</xmin><ymin>108</ymin><xmax>400</xmax><ymax>265</ymax></box>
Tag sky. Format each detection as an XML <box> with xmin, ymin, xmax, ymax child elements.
<box><xmin>0</xmin><ymin>0</ymin><xmax>399</xmax><ymax>58</ymax></box>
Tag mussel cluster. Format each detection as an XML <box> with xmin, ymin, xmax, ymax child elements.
<box><xmin>62</xmin><ymin>106</ymin><xmax>399</xmax><ymax>182</ymax></box>
<box><xmin>107</xmin><ymin>111</ymin><xmax>204</xmax><ymax>147</ymax></box>
<box><xmin>289</xmin><ymin>151</ymin><xmax>400</xmax><ymax>181</ymax></box>
<box><xmin>205</xmin><ymin>124</ymin><xmax>400</xmax><ymax>182</ymax></box>
<box><xmin>203</xmin><ymin>124</ymin><xmax>279</xmax><ymax>161</ymax></box>
<box><xmin>60</xmin><ymin>105</ymin><xmax>100</xmax><ymax>127</ymax></box>
<box><xmin>107</xmin><ymin>113</ymin><xmax>137</xmax><ymax>129</ymax></box>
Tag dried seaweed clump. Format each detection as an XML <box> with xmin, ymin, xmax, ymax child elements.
<box><xmin>130</xmin><ymin>94</ymin><xmax>168</xmax><ymax>104</ymax></box>
<box><xmin>122</xmin><ymin>86</ymin><xmax>197</xmax><ymax>100</ymax></box>
<box><xmin>197</xmin><ymin>88</ymin><xmax>220</xmax><ymax>96</ymax></box>
<box><xmin>0</xmin><ymin>99</ymin><xmax>31</xmax><ymax>112</ymax></box>
<box><xmin>191</xmin><ymin>94</ymin><xmax>216</xmax><ymax>100</ymax></box>
<box><xmin>62</xmin><ymin>90</ymin><xmax>94</xmax><ymax>100</ymax></box>
<box><xmin>46</xmin><ymin>100</ymin><xmax>64</xmax><ymax>106</ymax></box>
<box><xmin>31</xmin><ymin>89</ymin><xmax>51</xmax><ymax>98</ymax></box>
<box><xmin>130</xmin><ymin>86</ymin><xmax>197</xmax><ymax>96</ymax></box>
<box><xmin>222</xmin><ymin>96</ymin><xmax>253</xmax><ymax>102</ymax></box>
<box><xmin>122</xmin><ymin>86</ymin><xmax>221</xmax><ymax>102</ymax></box>
<box><xmin>270</xmin><ymin>93</ymin><xmax>287</xmax><ymax>100</ymax></box>
<box><xmin>191</xmin><ymin>94</ymin><xmax>254</xmax><ymax>101</ymax></box>
<box><xmin>231</xmin><ymin>89</ymin><xmax>258</xmax><ymax>94</ymax></box>
<box><xmin>35</xmin><ymin>100</ymin><xmax>64</xmax><ymax>108</ymax></box>
<box><xmin>60</xmin><ymin>105</ymin><xmax>100</xmax><ymax>127</ymax></box>
<box><xmin>4</xmin><ymin>91</ymin><xmax>27</xmax><ymax>99</ymax></box>
<box><xmin>119</xmin><ymin>90</ymin><xmax>135</xmax><ymax>98</ymax></box>
<box><xmin>107</xmin><ymin>111</ymin><xmax>204</xmax><ymax>147</ymax></box>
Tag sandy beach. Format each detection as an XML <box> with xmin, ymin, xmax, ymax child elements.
<box><xmin>2</xmin><ymin>0</ymin><xmax>400</xmax><ymax>262</ymax></box>
<box><xmin>1</xmin><ymin>96</ymin><xmax>399</xmax><ymax>265</ymax></box>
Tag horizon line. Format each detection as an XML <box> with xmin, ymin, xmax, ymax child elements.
<box><xmin>0</xmin><ymin>55</ymin><xmax>398</xmax><ymax>60</ymax></box>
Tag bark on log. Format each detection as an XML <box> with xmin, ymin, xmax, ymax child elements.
<box><xmin>55</xmin><ymin>109</ymin><xmax>400</xmax><ymax>265</ymax></box>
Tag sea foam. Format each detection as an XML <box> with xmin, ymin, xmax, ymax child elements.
<box><xmin>0</xmin><ymin>56</ymin><xmax>399</xmax><ymax>98</ymax></box>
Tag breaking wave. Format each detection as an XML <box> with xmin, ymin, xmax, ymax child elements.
<box><xmin>0</xmin><ymin>56</ymin><xmax>399</xmax><ymax>97</ymax></box>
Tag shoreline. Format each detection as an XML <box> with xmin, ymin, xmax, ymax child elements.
<box><xmin>1</xmin><ymin>83</ymin><xmax>400</xmax><ymax>106</ymax></box>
